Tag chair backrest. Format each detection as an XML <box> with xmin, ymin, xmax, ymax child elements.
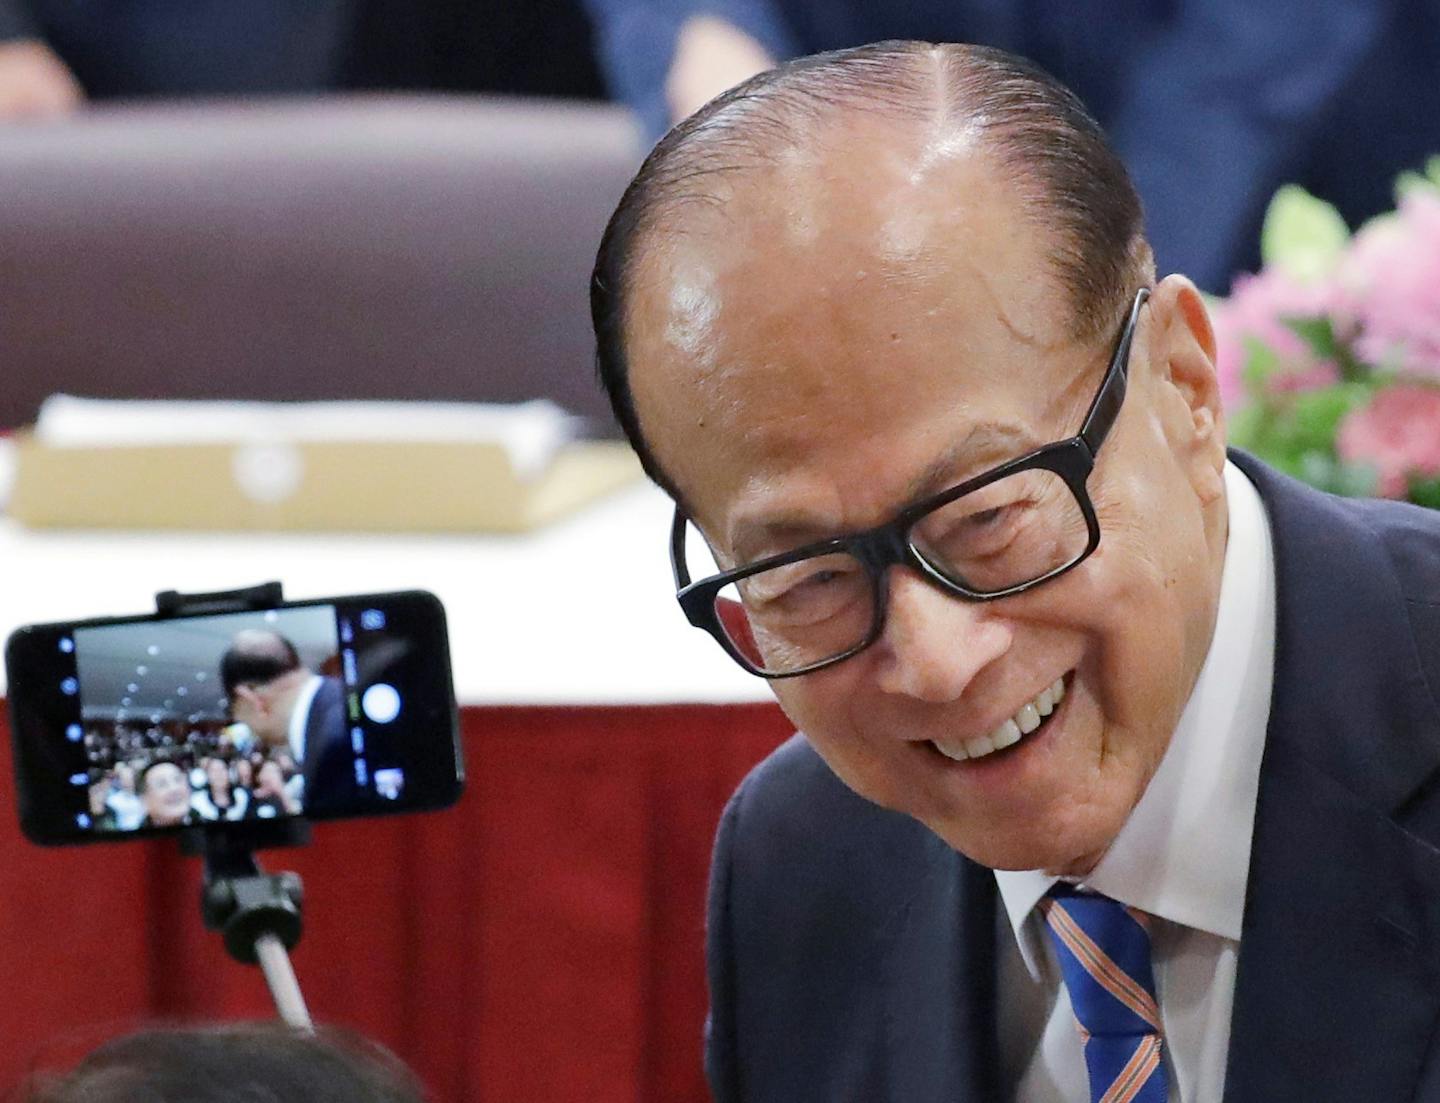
<box><xmin>0</xmin><ymin>95</ymin><xmax>643</xmax><ymax>433</ymax></box>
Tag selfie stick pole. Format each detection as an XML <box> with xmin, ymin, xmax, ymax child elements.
<box><xmin>193</xmin><ymin>826</ymin><xmax>314</xmax><ymax>1031</ymax></box>
<box><xmin>255</xmin><ymin>932</ymin><xmax>311</xmax><ymax>1028</ymax></box>
<box><xmin>160</xmin><ymin>582</ymin><xmax>316</xmax><ymax>1031</ymax></box>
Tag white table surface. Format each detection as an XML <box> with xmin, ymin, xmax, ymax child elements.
<box><xmin>0</xmin><ymin>479</ymin><xmax>772</xmax><ymax>707</ymax></box>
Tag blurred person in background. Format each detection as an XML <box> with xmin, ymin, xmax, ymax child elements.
<box><xmin>274</xmin><ymin>749</ymin><xmax>306</xmax><ymax>808</ymax></box>
<box><xmin>191</xmin><ymin>755</ymin><xmax>249</xmax><ymax>823</ymax></box>
<box><xmin>581</xmin><ymin>0</ymin><xmax>1440</xmax><ymax>292</ymax></box>
<box><xmin>0</xmin><ymin>0</ymin><xmax>604</xmax><ymax>120</ymax></box>
<box><xmin>250</xmin><ymin>758</ymin><xmax>303</xmax><ymax>820</ymax></box>
<box><xmin>85</xmin><ymin>772</ymin><xmax>117</xmax><ymax>832</ymax></box>
<box><xmin>137</xmin><ymin>760</ymin><xmax>195</xmax><ymax>829</ymax></box>
<box><xmin>20</xmin><ymin>1023</ymin><xmax>426</xmax><ymax>1103</ymax></box>
<box><xmin>106</xmin><ymin>761</ymin><xmax>144</xmax><ymax>830</ymax></box>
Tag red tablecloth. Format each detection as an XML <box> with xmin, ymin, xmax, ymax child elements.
<box><xmin>0</xmin><ymin>703</ymin><xmax>790</xmax><ymax>1100</ymax></box>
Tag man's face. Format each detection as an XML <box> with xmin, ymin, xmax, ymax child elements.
<box><xmin>205</xmin><ymin>757</ymin><xmax>230</xmax><ymax>791</ymax></box>
<box><xmin>255</xmin><ymin>760</ymin><xmax>286</xmax><ymax>798</ymax></box>
<box><xmin>625</xmin><ymin>131</ymin><xmax>1226</xmax><ymax>873</ymax></box>
<box><xmin>142</xmin><ymin>762</ymin><xmax>190</xmax><ymax>825</ymax></box>
<box><xmin>88</xmin><ymin>777</ymin><xmax>111</xmax><ymax>816</ymax></box>
<box><xmin>230</xmin><ymin>683</ymin><xmax>286</xmax><ymax>746</ymax></box>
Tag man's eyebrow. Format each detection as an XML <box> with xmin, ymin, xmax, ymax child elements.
<box><xmin>728</xmin><ymin>422</ymin><xmax>1036</xmax><ymax>560</ymax></box>
<box><xmin>900</xmin><ymin>422</ymin><xmax>1037</xmax><ymax>502</ymax></box>
<box><xmin>728</xmin><ymin>513</ymin><xmax>837</xmax><ymax>565</ymax></box>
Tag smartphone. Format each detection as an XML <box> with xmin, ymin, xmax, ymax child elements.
<box><xmin>6</xmin><ymin>589</ymin><xmax>462</xmax><ymax>845</ymax></box>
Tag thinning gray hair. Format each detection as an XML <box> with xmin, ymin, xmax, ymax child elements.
<box><xmin>592</xmin><ymin>41</ymin><xmax>1151</xmax><ymax>497</ymax></box>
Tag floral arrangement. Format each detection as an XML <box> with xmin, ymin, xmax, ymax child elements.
<box><xmin>1211</xmin><ymin>158</ymin><xmax>1440</xmax><ymax>507</ymax></box>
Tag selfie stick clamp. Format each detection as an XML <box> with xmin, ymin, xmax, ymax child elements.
<box><xmin>162</xmin><ymin>581</ymin><xmax>315</xmax><ymax>1031</ymax></box>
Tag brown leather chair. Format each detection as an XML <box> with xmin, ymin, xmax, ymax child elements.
<box><xmin>0</xmin><ymin>95</ymin><xmax>642</xmax><ymax>434</ymax></box>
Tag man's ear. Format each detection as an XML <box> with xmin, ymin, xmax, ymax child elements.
<box><xmin>1147</xmin><ymin>274</ymin><xmax>1226</xmax><ymax>503</ymax></box>
<box><xmin>232</xmin><ymin>684</ymin><xmax>265</xmax><ymax>716</ymax></box>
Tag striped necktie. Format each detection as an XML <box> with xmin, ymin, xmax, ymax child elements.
<box><xmin>1039</xmin><ymin>886</ymin><xmax>1168</xmax><ymax>1103</ymax></box>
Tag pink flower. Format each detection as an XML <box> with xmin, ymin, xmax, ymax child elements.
<box><xmin>1335</xmin><ymin>188</ymin><xmax>1440</xmax><ymax>379</ymax></box>
<box><xmin>1336</xmin><ymin>384</ymin><xmax>1440</xmax><ymax>497</ymax></box>
<box><xmin>1211</xmin><ymin>268</ymin><xmax>1338</xmax><ymax>410</ymax></box>
<box><xmin>1265</xmin><ymin>363</ymin><xmax>1340</xmax><ymax>394</ymax></box>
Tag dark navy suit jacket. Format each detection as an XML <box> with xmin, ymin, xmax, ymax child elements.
<box><xmin>300</xmin><ymin>675</ymin><xmax>352</xmax><ymax>817</ymax></box>
<box><xmin>0</xmin><ymin>0</ymin><xmax>354</xmax><ymax>95</ymax></box>
<box><xmin>706</xmin><ymin>452</ymin><xmax>1440</xmax><ymax>1101</ymax></box>
<box><xmin>581</xmin><ymin>0</ymin><xmax>1440</xmax><ymax>292</ymax></box>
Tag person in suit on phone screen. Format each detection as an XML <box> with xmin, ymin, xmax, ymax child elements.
<box><xmin>220</xmin><ymin>629</ymin><xmax>349</xmax><ymax>815</ymax></box>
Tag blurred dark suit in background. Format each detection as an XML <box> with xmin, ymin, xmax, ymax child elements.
<box><xmin>582</xmin><ymin>0</ymin><xmax>1440</xmax><ymax>292</ymax></box>
<box><xmin>0</xmin><ymin>0</ymin><xmax>603</xmax><ymax>106</ymax></box>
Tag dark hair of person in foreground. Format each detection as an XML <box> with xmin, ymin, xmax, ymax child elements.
<box><xmin>19</xmin><ymin>1023</ymin><xmax>427</xmax><ymax>1103</ymax></box>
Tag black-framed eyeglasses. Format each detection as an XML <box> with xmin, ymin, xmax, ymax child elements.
<box><xmin>669</xmin><ymin>287</ymin><xmax>1151</xmax><ymax>678</ymax></box>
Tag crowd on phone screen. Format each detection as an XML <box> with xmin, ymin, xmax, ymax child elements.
<box><xmin>83</xmin><ymin>722</ymin><xmax>303</xmax><ymax>831</ymax></box>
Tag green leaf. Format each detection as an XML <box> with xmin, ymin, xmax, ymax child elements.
<box><xmin>1393</xmin><ymin>159</ymin><xmax>1440</xmax><ymax>208</ymax></box>
<box><xmin>1226</xmin><ymin>401</ymin><xmax>1266</xmax><ymax>451</ymax></box>
<box><xmin>1288</xmin><ymin>384</ymin><xmax>1369</xmax><ymax>449</ymax></box>
<box><xmin>1260</xmin><ymin>185</ymin><xmax>1350</xmax><ymax>281</ymax></box>
<box><xmin>1395</xmin><ymin>170</ymin><xmax>1435</xmax><ymax>201</ymax></box>
<box><xmin>1281</xmin><ymin>315</ymin><xmax>1339</xmax><ymax>362</ymax></box>
<box><xmin>1237</xmin><ymin>382</ymin><xmax>1374</xmax><ymax>485</ymax></box>
<box><xmin>1298</xmin><ymin>451</ymin><xmax>1339</xmax><ymax>492</ymax></box>
<box><xmin>1334</xmin><ymin>462</ymin><xmax>1379</xmax><ymax>499</ymax></box>
<box><xmin>1408</xmin><ymin>477</ymin><xmax>1440</xmax><ymax>510</ymax></box>
<box><xmin>1241</xmin><ymin>336</ymin><xmax>1282</xmax><ymax>398</ymax></box>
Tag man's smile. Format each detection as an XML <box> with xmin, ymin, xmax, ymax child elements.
<box><xmin>929</xmin><ymin>672</ymin><xmax>1070</xmax><ymax>762</ymax></box>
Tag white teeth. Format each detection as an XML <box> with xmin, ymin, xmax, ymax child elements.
<box><xmin>965</xmin><ymin>734</ymin><xmax>996</xmax><ymax>757</ymax></box>
<box><xmin>932</xmin><ymin>674</ymin><xmax>1069</xmax><ymax>763</ymax></box>
<box><xmin>991</xmin><ymin>719</ymin><xmax>1022</xmax><ymax>751</ymax></box>
<box><xmin>1015</xmin><ymin>703</ymin><xmax>1041</xmax><ymax>734</ymax></box>
<box><xmin>1036</xmin><ymin>685</ymin><xmax>1055</xmax><ymax>716</ymax></box>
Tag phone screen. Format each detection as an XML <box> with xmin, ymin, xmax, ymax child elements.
<box><xmin>6</xmin><ymin>591</ymin><xmax>462</xmax><ymax>844</ymax></box>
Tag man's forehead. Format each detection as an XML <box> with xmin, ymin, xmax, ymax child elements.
<box><xmin>629</xmin><ymin>128</ymin><xmax>1068</xmax><ymax>365</ymax></box>
<box><xmin>624</xmin><ymin>129</ymin><xmax>1078</xmax><ymax>520</ymax></box>
<box><xmin>646</xmin><ymin>136</ymin><xmax>1035</xmax><ymax>288</ymax></box>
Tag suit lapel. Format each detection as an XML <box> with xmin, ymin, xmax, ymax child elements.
<box><xmin>882</xmin><ymin>841</ymin><xmax>1002</xmax><ymax>1102</ymax></box>
<box><xmin>1225</xmin><ymin>749</ymin><xmax>1440</xmax><ymax>1101</ymax></box>
<box><xmin>1226</xmin><ymin>456</ymin><xmax>1440</xmax><ymax>1102</ymax></box>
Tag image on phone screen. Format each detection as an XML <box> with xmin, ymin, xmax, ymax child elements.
<box><xmin>6</xmin><ymin>592</ymin><xmax>461</xmax><ymax>844</ymax></box>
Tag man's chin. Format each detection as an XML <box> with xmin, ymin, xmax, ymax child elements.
<box><xmin>924</xmin><ymin>815</ymin><xmax>1115</xmax><ymax>875</ymax></box>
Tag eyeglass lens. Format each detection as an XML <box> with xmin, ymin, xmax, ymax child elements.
<box><xmin>701</xmin><ymin>467</ymin><xmax>1090</xmax><ymax>674</ymax></box>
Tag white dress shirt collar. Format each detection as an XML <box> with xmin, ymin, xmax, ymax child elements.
<box><xmin>287</xmin><ymin>673</ymin><xmax>325</xmax><ymax>763</ymax></box>
<box><xmin>994</xmin><ymin>460</ymin><xmax>1277</xmax><ymax>977</ymax></box>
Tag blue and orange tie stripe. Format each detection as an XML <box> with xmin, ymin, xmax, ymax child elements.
<box><xmin>1039</xmin><ymin>886</ymin><xmax>1168</xmax><ymax>1103</ymax></box>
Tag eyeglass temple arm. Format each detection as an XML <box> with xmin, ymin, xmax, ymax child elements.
<box><xmin>1078</xmin><ymin>287</ymin><xmax>1150</xmax><ymax>460</ymax></box>
<box><xmin>669</xmin><ymin>506</ymin><xmax>692</xmax><ymax>589</ymax></box>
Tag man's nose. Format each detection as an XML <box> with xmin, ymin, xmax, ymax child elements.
<box><xmin>871</xmin><ymin>568</ymin><xmax>1013</xmax><ymax>702</ymax></box>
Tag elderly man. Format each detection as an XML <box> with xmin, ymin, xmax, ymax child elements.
<box><xmin>220</xmin><ymin>629</ymin><xmax>349</xmax><ymax>815</ymax></box>
<box><xmin>590</xmin><ymin>42</ymin><xmax>1440</xmax><ymax>1103</ymax></box>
